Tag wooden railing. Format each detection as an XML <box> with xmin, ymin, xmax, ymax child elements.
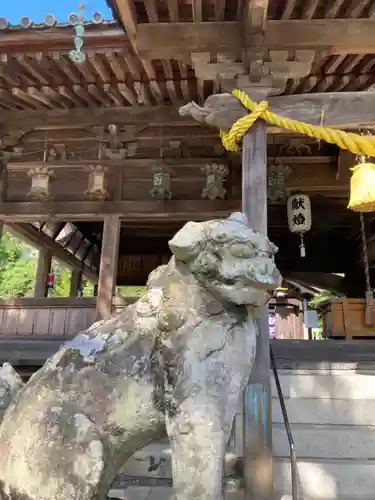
<box><xmin>0</xmin><ymin>297</ymin><xmax>137</xmax><ymax>337</ymax></box>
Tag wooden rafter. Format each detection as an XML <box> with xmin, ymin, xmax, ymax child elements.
<box><xmin>111</xmin><ymin>0</ymin><xmax>163</xmax><ymax>102</ymax></box>
<box><xmin>114</xmin><ymin>0</ymin><xmax>138</xmax><ymax>37</ymax></box>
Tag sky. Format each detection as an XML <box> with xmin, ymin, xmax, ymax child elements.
<box><xmin>0</xmin><ymin>0</ymin><xmax>113</xmax><ymax>25</ymax></box>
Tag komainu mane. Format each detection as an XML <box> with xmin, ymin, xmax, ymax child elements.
<box><xmin>0</xmin><ymin>212</ymin><xmax>281</xmax><ymax>500</ymax></box>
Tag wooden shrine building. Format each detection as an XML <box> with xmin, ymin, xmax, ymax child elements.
<box><xmin>1</xmin><ymin>0</ymin><xmax>375</xmax><ymax>319</ymax></box>
<box><xmin>1</xmin><ymin>2</ymin><xmax>375</xmax><ymax>498</ymax></box>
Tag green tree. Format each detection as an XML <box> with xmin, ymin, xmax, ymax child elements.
<box><xmin>50</xmin><ymin>265</ymin><xmax>72</xmax><ymax>297</ymax></box>
<box><xmin>82</xmin><ymin>280</ymin><xmax>94</xmax><ymax>296</ymax></box>
<box><xmin>0</xmin><ymin>231</ymin><xmax>96</xmax><ymax>298</ymax></box>
<box><xmin>0</xmin><ymin>232</ymin><xmax>37</xmax><ymax>298</ymax></box>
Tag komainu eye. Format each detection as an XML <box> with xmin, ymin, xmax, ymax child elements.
<box><xmin>213</xmin><ymin>232</ymin><xmax>230</xmax><ymax>243</ymax></box>
<box><xmin>229</xmin><ymin>243</ymin><xmax>254</xmax><ymax>258</ymax></box>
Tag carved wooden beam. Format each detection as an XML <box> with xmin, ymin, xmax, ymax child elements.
<box><xmin>179</xmin><ymin>91</ymin><xmax>375</xmax><ymax>131</ymax></box>
<box><xmin>0</xmin><ymin>106</ymin><xmax>185</xmax><ymax>130</ymax></box>
<box><xmin>0</xmin><ymin>200</ymin><xmax>240</xmax><ymax>222</ymax></box>
<box><xmin>0</xmin><ymin>200</ymin><xmax>354</xmax><ymax>224</ymax></box>
<box><xmin>6</xmin><ymin>158</ymin><xmax>224</xmax><ymax>171</ymax></box>
<box><xmin>3</xmin><ymin>90</ymin><xmax>374</xmax><ymax>132</ymax></box>
<box><xmin>135</xmin><ymin>19</ymin><xmax>375</xmax><ymax>59</ymax></box>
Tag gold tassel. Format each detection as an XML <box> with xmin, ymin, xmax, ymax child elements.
<box><xmin>347</xmin><ymin>162</ymin><xmax>375</xmax><ymax>212</ymax></box>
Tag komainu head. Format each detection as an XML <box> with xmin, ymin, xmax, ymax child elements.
<box><xmin>168</xmin><ymin>212</ymin><xmax>282</xmax><ymax>306</ymax></box>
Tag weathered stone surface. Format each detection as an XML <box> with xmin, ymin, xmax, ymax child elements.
<box><xmin>0</xmin><ymin>363</ymin><xmax>23</xmax><ymax>424</ymax></box>
<box><xmin>0</xmin><ymin>212</ymin><xmax>281</xmax><ymax>500</ymax></box>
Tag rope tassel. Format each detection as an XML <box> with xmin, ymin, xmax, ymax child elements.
<box><xmin>220</xmin><ymin>89</ymin><xmax>375</xmax><ymax>212</ymax></box>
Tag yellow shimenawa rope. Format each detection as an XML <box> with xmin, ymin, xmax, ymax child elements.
<box><xmin>220</xmin><ymin>89</ymin><xmax>375</xmax><ymax>157</ymax></box>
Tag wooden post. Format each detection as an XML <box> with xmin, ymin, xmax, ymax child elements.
<box><xmin>34</xmin><ymin>249</ymin><xmax>52</xmax><ymax>298</ymax></box>
<box><xmin>70</xmin><ymin>269</ymin><xmax>82</xmax><ymax>297</ymax></box>
<box><xmin>96</xmin><ymin>215</ymin><xmax>120</xmax><ymax>321</ymax></box>
<box><xmin>0</xmin><ymin>156</ymin><xmax>7</xmax><ymax>243</ymax></box>
<box><xmin>242</xmin><ymin>120</ymin><xmax>273</xmax><ymax>500</ymax></box>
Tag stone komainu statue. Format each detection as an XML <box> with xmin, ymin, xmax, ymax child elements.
<box><xmin>0</xmin><ymin>212</ymin><xmax>281</xmax><ymax>500</ymax></box>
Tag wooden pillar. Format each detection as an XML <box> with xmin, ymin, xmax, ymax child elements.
<box><xmin>34</xmin><ymin>249</ymin><xmax>52</xmax><ymax>298</ymax></box>
<box><xmin>96</xmin><ymin>215</ymin><xmax>120</xmax><ymax>321</ymax></box>
<box><xmin>0</xmin><ymin>156</ymin><xmax>7</xmax><ymax>242</ymax></box>
<box><xmin>70</xmin><ymin>269</ymin><xmax>82</xmax><ymax>297</ymax></box>
<box><xmin>242</xmin><ymin>121</ymin><xmax>273</xmax><ymax>500</ymax></box>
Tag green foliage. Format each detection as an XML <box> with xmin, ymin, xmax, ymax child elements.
<box><xmin>0</xmin><ymin>231</ymin><xmax>95</xmax><ymax>298</ymax></box>
<box><xmin>309</xmin><ymin>291</ymin><xmax>337</xmax><ymax>309</ymax></box>
<box><xmin>50</xmin><ymin>265</ymin><xmax>72</xmax><ymax>297</ymax></box>
<box><xmin>117</xmin><ymin>286</ymin><xmax>146</xmax><ymax>297</ymax></box>
<box><xmin>83</xmin><ymin>280</ymin><xmax>95</xmax><ymax>296</ymax></box>
<box><xmin>0</xmin><ymin>232</ymin><xmax>37</xmax><ymax>298</ymax></box>
<box><xmin>309</xmin><ymin>291</ymin><xmax>341</xmax><ymax>340</ymax></box>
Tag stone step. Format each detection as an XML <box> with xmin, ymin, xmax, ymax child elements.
<box><xmin>274</xmin><ymin>457</ymin><xmax>375</xmax><ymax>500</ymax></box>
<box><xmin>108</xmin><ymin>487</ymin><xmax>375</xmax><ymax>500</ymax></box>
<box><xmin>273</xmin><ymin>423</ymin><xmax>375</xmax><ymax>459</ymax></box>
<box><xmin>272</xmin><ymin>396</ymin><xmax>375</xmax><ymax>426</ymax></box>
<box><xmin>121</xmin><ymin>420</ymin><xmax>375</xmax><ymax>480</ymax></box>
<box><xmin>119</xmin><ymin>442</ymin><xmax>240</xmax><ymax>479</ymax></box>
<box><xmin>271</xmin><ymin>372</ymin><xmax>375</xmax><ymax>399</ymax></box>
<box><xmin>110</xmin><ymin>457</ymin><xmax>375</xmax><ymax>500</ymax></box>
<box><xmin>108</xmin><ymin>488</ymin><xmax>244</xmax><ymax>500</ymax></box>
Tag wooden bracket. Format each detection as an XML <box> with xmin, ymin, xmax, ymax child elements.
<box><xmin>191</xmin><ymin>50</ymin><xmax>314</xmax><ymax>96</ymax></box>
<box><xmin>191</xmin><ymin>52</ymin><xmax>245</xmax><ymax>81</ymax></box>
<box><xmin>103</xmin><ymin>124</ymin><xmax>143</xmax><ymax>159</ymax></box>
<box><xmin>266</xmin><ymin>50</ymin><xmax>315</xmax><ymax>80</ymax></box>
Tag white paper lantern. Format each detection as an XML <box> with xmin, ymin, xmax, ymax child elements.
<box><xmin>287</xmin><ymin>194</ymin><xmax>312</xmax><ymax>257</ymax></box>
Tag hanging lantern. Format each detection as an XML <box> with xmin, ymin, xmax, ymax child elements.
<box><xmin>84</xmin><ymin>165</ymin><xmax>109</xmax><ymax>200</ymax></box>
<box><xmin>267</xmin><ymin>164</ymin><xmax>292</xmax><ymax>203</ymax></box>
<box><xmin>27</xmin><ymin>167</ymin><xmax>55</xmax><ymax>200</ymax></box>
<box><xmin>347</xmin><ymin>129</ymin><xmax>375</xmax><ymax>213</ymax></box>
<box><xmin>150</xmin><ymin>166</ymin><xmax>172</xmax><ymax>200</ymax></box>
<box><xmin>201</xmin><ymin>163</ymin><xmax>229</xmax><ymax>200</ymax></box>
<box><xmin>287</xmin><ymin>194</ymin><xmax>312</xmax><ymax>258</ymax></box>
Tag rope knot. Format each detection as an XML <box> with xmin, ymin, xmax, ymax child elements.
<box><xmin>220</xmin><ymin>95</ymin><xmax>269</xmax><ymax>152</ymax></box>
<box><xmin>219</xmin><ymin>88</ymin><xmax>375</xmax><ymax>157</ymax></box>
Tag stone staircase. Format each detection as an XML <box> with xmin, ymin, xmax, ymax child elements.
<box><xmin>110</xmin><ymin>361</ymin><xmax>375</xmax><ymax>500</ymax></box>
<box><xmin>272</xmin><ymin>363</ymin><xmax>375</xmax><ymax>500</ymax></box>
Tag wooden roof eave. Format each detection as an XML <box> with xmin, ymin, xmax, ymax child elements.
<box><xmin>0</xmin><ymin>24</ymin><xmax>129</xmax><ymax>54</ymax></box>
